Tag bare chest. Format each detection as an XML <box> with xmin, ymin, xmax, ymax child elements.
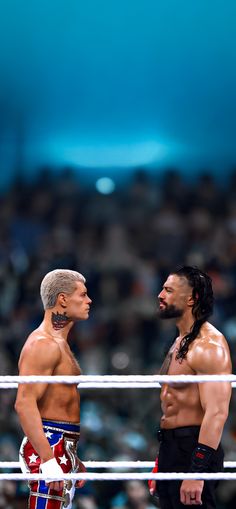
<box><xmin>56</xmin><ymin>346</ymin><xmax>81</xmax><ymax>376</ymax></box>
<box><xmin>159</xmin><ymin>343</ymin><xmax>195</xmax><ymax>395</ymax></box>
<box><xmin>160</xmin><ymin>340</ymin><xmax>194</xmax><ymax>375</ymax></box>
<box><xmin>168</xmin><ymin>351</ymin><xmax>193</xmax><ymax>376</ymax></box>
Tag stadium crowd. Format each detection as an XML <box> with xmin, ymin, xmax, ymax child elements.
<box><xmin>0</xmin><ymin>167</ymin><xmax>236</xmax><ymax>508</ymax></box>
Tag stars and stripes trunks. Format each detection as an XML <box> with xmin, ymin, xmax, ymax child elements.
<box><xmin>19</xmin><ymin>419</ymin><xmax>80</xmax><ymax>509</ymax></box>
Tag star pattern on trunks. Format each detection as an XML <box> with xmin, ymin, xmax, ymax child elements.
<box><xmin>45</xmin><ymin>430</ymin><xmax>53</xmax><ymax>438</ymax></box>
<box><xmin>58</xmin><ymin>454</ymin><xmax>68</xmax><ymax>465</ymax></box>
<box><xmin>28</xmin><ymin>453</ymin><xmax>38</xmax><ymax>463</ymax></box>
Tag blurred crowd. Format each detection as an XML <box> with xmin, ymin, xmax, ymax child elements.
<box><xmin>0</xmin><ymin>167</ymin><xmax>236</xmax><ymax>508</ymax></box>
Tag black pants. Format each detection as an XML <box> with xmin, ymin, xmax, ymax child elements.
<box><xmin>156</xmin><ymin>426</ymin><xmax>224</xmax><ymax>509</ymax></box>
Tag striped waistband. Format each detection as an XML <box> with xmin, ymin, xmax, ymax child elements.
<box><xmin>42</xmin><ymin>419</ymin><xmax>80</xmax><ymax>434</ymax></box>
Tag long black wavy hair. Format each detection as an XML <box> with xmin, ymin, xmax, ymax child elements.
<box><xmin>172</xmin><ymin>266</ymin><xmax>214</xmax><ymax>361</ymax></box>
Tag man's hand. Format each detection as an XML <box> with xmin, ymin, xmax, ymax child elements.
<box><xmin>40</xmin><ymin>457</ymin><xmax>64</xmax><ymax>492</ymax></box>
<box><xmin>180</xmin><ymin>480</ymin><xmax>204</xmax><ymax>505</ymax></box>
<box><xmin>76</xmin><ymin>459</ymin><xmax>87</xmax><ymax>489</ymax></box>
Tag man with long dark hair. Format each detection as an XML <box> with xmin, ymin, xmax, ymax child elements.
<box><xmin>149</xmin><ymin>266</ymin><xmax>232</xmax><ymax>509</ymax></box>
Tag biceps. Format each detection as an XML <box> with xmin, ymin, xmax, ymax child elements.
<box><xmin>199</xmin><ymin>382</ymin><xmax>231</xmax><ymax>415</ymax></box>
<box><xmin>16</xmin><ymin>382</ymin><xmax>48</xmax><ymax>405</ymax></box>
<box><xmin>19</xmin><ymin>351</ymin><xmax>59</xmax><ymax>386</ymax></box>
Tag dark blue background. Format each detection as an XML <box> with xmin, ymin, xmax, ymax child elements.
<box><xmin>0</xmin><ymin>0</ymin><xmax>236</xmax><ymax>187</ymax></box>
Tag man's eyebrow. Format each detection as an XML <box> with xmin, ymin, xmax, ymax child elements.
<box><xmin>163</xmin><ymin>284</ymin><xmax>174</xmax><ymax>291</ymax></box>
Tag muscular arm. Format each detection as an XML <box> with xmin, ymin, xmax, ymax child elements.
<box><xmin>15</xmin><ymin>337</ymin><xmax>61</xmax><ymax>462</ymax></box>
<box><xmin>180</xmin><ymin>340</ymin><xmax>232</xmax><ymax>505</ymax></box>
<box><xmin>193</xmin><ymin>343</ymin><xmax>232</xmax><ymax>449</ymax></box>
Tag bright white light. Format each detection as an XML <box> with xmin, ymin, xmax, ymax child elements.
<box><xmin>111</xmin><ymin>352</ymin><xmax>130</xmax><ymax>370</ymax></box>
<box><xmin>96</xmin><ymin>177</ymin><xmax>115</xmax><ymax>194</ymax></box>
<box><xmin>51</xmin><ymin>140</ymin><xmax>170</xmax><ymax>167</ymax></box>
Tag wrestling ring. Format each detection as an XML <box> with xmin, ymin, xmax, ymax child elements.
<box><xmin>0</xmin><ymin>374</ymin><xmax>236</xmax><ymax>482</ymax></box>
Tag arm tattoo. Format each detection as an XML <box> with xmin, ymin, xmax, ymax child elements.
<box><xmin>51</xmin><ymin>312</ymin><xmax>70</xmax><ymax>330</ymax></box>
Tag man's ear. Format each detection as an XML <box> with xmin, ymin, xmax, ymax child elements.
<box><xmin>187</xmin><ymin>292</ymin><xmax>196</xmax><ymax>307</ymax></box>
<box><xmin>57</xmin><ymin>293</ymin><xmax>67</xmax><ymax>308</ymax></box>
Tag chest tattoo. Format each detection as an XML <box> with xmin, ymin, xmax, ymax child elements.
<box><xmin>159</xmin><ymin>350</ymin><xmax>173</xmax><ymax>375</ymax></box>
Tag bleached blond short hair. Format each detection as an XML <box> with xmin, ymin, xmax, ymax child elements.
<box><xmin>40</xmin><ymin>269</ymin><xmax>86</xmax><ymax>310</ymax></box>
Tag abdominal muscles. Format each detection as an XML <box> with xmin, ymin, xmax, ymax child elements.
<box><xmin>160</xmin><ymin>383</ymin><xmax>204</xmax><ymax>428</ymax></box>
<box><xmin>38</xmin><ymin>384</ymin><xmax>80</xmax><ymax>423</ymax></box>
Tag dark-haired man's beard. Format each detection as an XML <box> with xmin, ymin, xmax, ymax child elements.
<box><xmin>158</xmin><ymin>304</ymin><xmax>183</xmax><ymax>319</ymax></box>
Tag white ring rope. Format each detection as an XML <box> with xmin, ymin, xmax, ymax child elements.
<box><xmin>0</xmin><ymin>375</ymin><xmax>236</xmax><ymax>385</ymax></box>
<box><xmin>1</xmin><ymin>382</ymin><xmax>236</xmax><ymax>389</ymax></box>
<box><xmin>0</xmin><ymin>461</ymin><xmax>235</xmax><ymax>469</ymax></box>
<box><xmin>0</xmin><ymin>472</ymin><xmax>236</xmax><ymax>481</ymax></box>
<box><xmin>1</xmin><ymin>376</ymin><xmax>235</xmax><ymax>482</ymax></box>
<box><xmin>0</xmin><ymin>383</ymin><xmax>166</xmax><ymax>389</ymax></box>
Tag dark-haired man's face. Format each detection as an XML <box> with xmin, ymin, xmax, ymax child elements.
<box><xmin>158</xmin><ymin>275</ymin><xmax>193</xmax><ymax>319</ymax></box>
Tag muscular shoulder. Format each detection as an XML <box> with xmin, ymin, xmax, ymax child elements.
<box><xmin>19</xmin><ymin>330</ymin><xmax>62</xmax><ymax>374</ymax></box>
<box><xmin>187</xmin><ymin>323</ymin><xmax>232</xmax><ymax>375</ymax></box>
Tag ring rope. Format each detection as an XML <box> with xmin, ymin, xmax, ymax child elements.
<box><xmin>0</xmin><ymin>375</ymin><xmax>235</xmax><ymax>384</ymax></box>
<box><xmin>0</xmin><ymin>472</ymin><xmax>235</xmax><ymax>481</ymax></box>
<box><xmin>0</xmin><ymin>383</ymin><xmax>174</xmax><ymax>389</ymax></box>
<box><xmin>2</xmin><ymin>375</ymin><xmax>235</xmax><ymax>481</ymax></box>
<box><xmin>0</xmin><ymin>461</ymin><xmax>235</xmax><ymax>469</ymax></box>
<box><xmin>0</xmin><ymin>383</ymin><xmax>166</xmax><ymax>389</ymax></box>
<box><xmin>1</xmin><ymin>383</ymin><xmax>236</xmax><ymax>389</ymax></box>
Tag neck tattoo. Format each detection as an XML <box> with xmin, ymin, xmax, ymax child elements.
<box><xmin>51</xmin><ymin>311</ymin><xmax>70</xmax><ymax>330</ymax></box>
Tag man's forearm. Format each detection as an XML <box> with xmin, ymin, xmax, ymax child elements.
<box><xmin>198</xmin><ymin>411</ymin><xmax>228</xmax><ymax>449</ymax></box>
<box><xmin>16</xmin><ymin>402</ymin><xmax>54</xmax><ymax>461</ymax></box>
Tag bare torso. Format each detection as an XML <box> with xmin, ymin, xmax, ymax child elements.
<box><xmin>18</xmin><ymin>330</ymin><xmax>81</xmax><ymax>423</ymax></box>
<box><xmin>160</xmin><ymin>322</ymin><xmax>231</xmax><ymax>429</ymax></box>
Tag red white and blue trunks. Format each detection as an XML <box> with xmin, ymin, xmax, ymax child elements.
<box><xmin>19</xmin><ymin>419</ymin><xmax>80</xmax><ymax>509</ymax></box>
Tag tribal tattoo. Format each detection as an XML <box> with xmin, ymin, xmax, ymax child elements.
<box><xmin>51</xmin><ymin>311</ymin><xmax>70</xmax><ymax>330</ymax></box>
<box><xmin>159</xmin><ymin>350</ymin><xmax>173</xmax><ymax>375</ymax></box>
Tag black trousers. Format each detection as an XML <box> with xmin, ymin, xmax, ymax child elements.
<box><xmin>156</xmin><ymin>426</ymin><xmax>224</xmax><ymax>509</ymax></box>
